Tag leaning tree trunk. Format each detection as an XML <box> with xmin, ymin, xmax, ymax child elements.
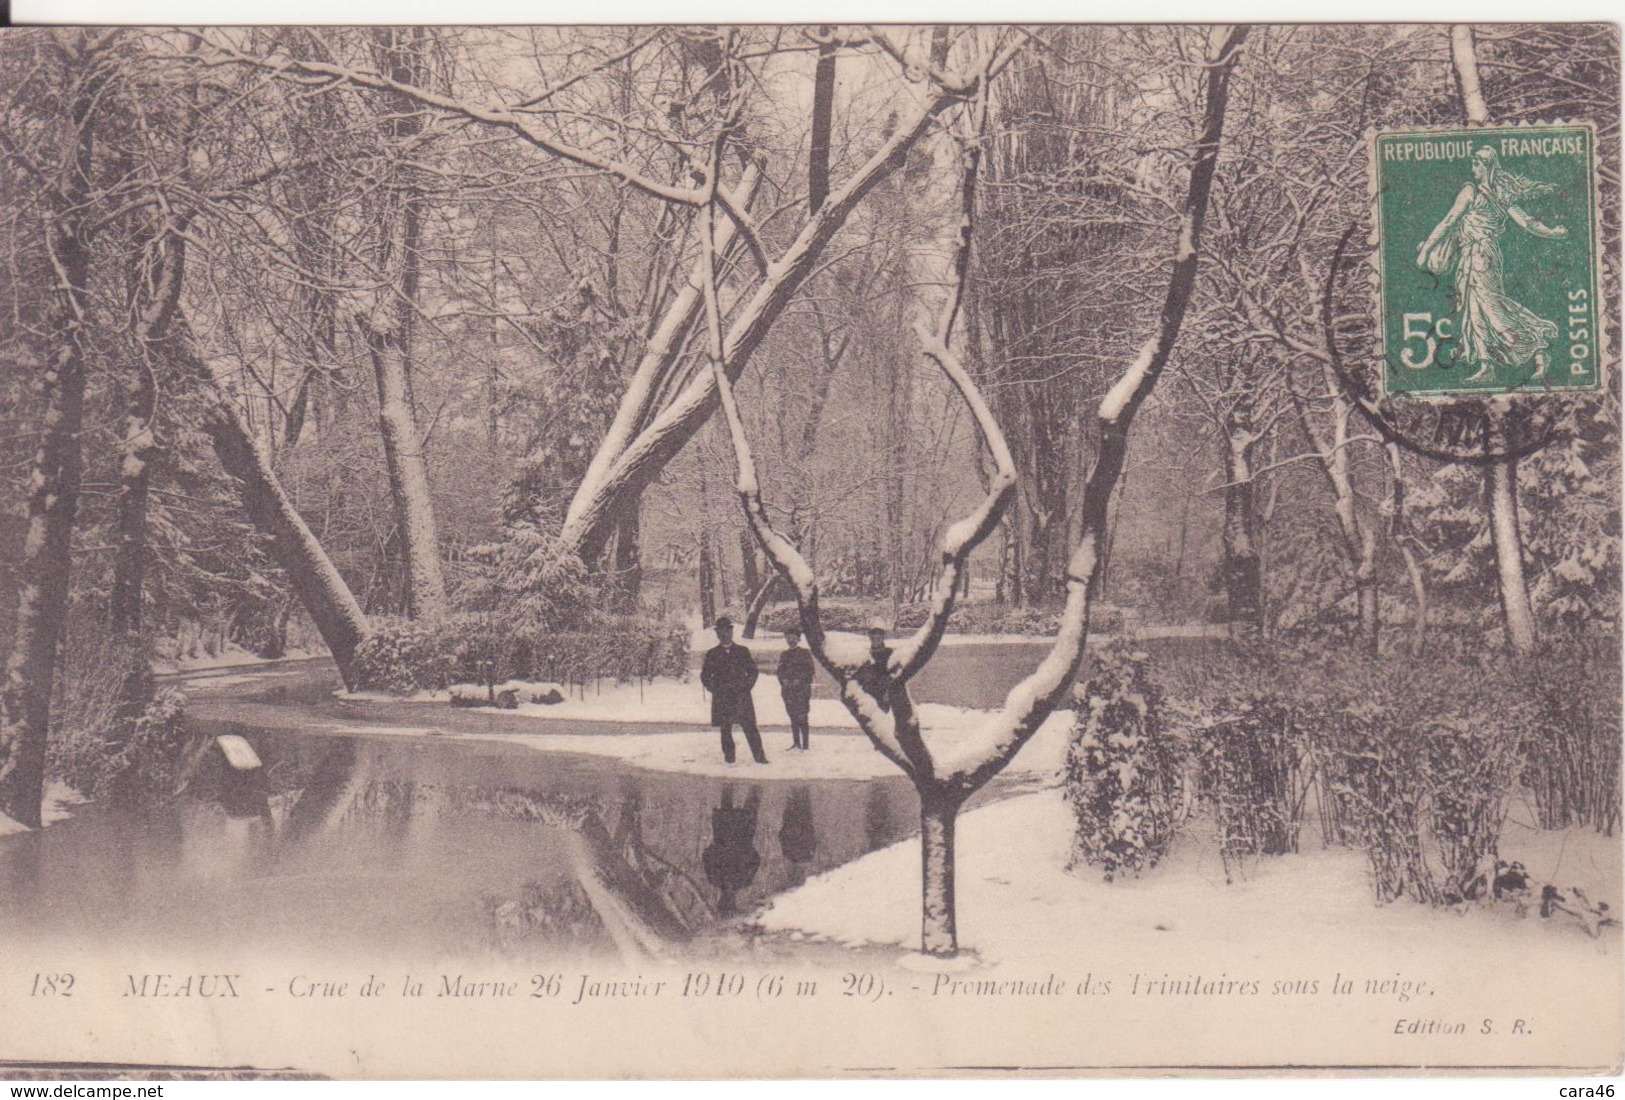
<box><xmin>557</xmin><ymin>90</ymin><xmax>961</xmax><ymax>566</ymax></box>
<box><xmin>136</xmin><ymin>224</ymin><xmax>373</xmax><ymax>687</ymax></box>
<box><xmin>199</xmin><ymin>394</ymin><xmax>373</xmax><ymax>687</ymax></box>
<box><xmin>0</xmin><ymin>63</ymin><xmax>97</xmax><ymax>827</ymax></box>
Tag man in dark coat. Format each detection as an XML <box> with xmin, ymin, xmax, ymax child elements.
<box><xmin>700</xmin><ymin>616</ymin><xmax>767</xmax><ymax>764</ymax></box>
<box><xmin>776</xmin><ymin>628</ymin><xmax>815</xmax><ymax>750</ymax></box>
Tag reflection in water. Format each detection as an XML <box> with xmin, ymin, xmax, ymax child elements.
<box><xmin>0</xmin><ymin>720</ymin><xmax>923</xmax><ymax>960</ymax></box>
<box><xmin>476</xmin><ymin>788</ymin><xmax>699</xmax><ymax>961</ymax></box>
<box><xmin>704</xmin><ymin>786</ymin><xmax>762</xmax><ymax>916</ymax></box>
<box><xmin>279</xmin><ymin>739</ymin><xmax>360</xmax><ymax>843</ymax></box>
<box><xmin>779</xmin><ymin>787</ymin><xmax>816</xmax><ymax>887</ymax></box>
<box><xmin>865</xmin><ymin>783</ymin><xmax>895</xmax><ymax>850</ymax></box>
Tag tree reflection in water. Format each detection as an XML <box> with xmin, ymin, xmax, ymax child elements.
<box><xmin>474</xmin><ymin>787</ymin><xmax>711</xmax><ymax>961</ymax></box>
<box><xmin>120</xmin><ymin>729</ymin><xmax>918</xmax><ymax>960</ymax></box>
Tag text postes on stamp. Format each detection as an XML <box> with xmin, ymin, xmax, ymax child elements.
<box><xmin>1374</xmin><ymin>122</ymin><xmax>1601</xmax><ymax>398</ymax></box>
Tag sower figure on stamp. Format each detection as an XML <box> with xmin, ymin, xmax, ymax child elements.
<box><xmin>776</xmin><ymin>627</ymin><xmax>815</xmax><ymax>750</ymax></box>
<box><xmin>1416</xmin><ymin>146</ymin><xmax>1567</xmax><ymax>382</ymax></box>
<box><xmin>701</xmin><ymin>616</ymin><xmax>768</xmax><ymax>764</ymax></box>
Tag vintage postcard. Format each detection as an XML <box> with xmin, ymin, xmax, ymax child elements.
<box><xmin>0</xmin><ymin>23</ymin><xmax>1618</xmax><ymax>1080</ymax></box>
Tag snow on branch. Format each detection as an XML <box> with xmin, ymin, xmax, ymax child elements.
<box><xmin>889</xmin><ymin>324</ymin><xmax>1016</xmax><ymax>684</ymax></box>
<box><xmin>192</xmin><ymin>44</ymin><xmax>708</xmax><ymax>209</ymax></box>
<box><xmin>943</xmin><ymin>23</ymin><xmax>1252</xmax><ymax>794</ymax></box>
<box><xmin>698</xmin><ymin>202</ymin><xmax>913</xmax><ymax>775</ymax></box>
<box><xmin>564</xmin><ymin>163</ymin><xmax>764</xmax><ymax>541</ymax></box>
<box><xmin>558</xmin><ymin>81</ymin><xmax>966</xmax><ymax>560</ymax></box>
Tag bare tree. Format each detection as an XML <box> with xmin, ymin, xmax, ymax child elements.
<box><xmin>711</xmin><ymin>26</ymin><xmax>1247</xmax><ymax>956</ymax></box>
<box><xmin>555</xmin><ymin>29</ymin><xmax>1024</xmax><ymax>571</ymax></box>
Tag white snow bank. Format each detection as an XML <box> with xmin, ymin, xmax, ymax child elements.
<box><xmin>757</xmin><ymin>787</ymin><xmax>1621</xmax><ymax>968</ymax></box>
<box><xmin>179</xmin><ymin>669</ymin><xmax>310</xmax><ymax>690</ymax></box>
<box><xmin>0</xmin><ymin>782</ymin><xmax>86</xmax><ymax>838</ymax></box>
<box><xmin>496</xmin><ymin>707</ymin><xmax>1073</xmax><ymax>781</ymax></box>
<box><xmin>157</xmin><ymin>644</ymin><xmax>322</xmax><ymax>675</ymax></box>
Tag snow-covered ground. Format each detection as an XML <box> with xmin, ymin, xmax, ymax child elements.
<box><xmin>155</xmin><ymin>642</ymin><xmax>323</xmax><ymax>675</ymax></box>
<box><xmin>743</xmin><ymin>789</ymin><xmax>1620</xmax><ymax>1071</ymax></box>
<box><xmin>502</xmin><ymin>709</ymin><xmax>1073</xmax><ymax>780</ymax></box>
<box><xmin>322</xmin><ymin>625</ymin><xmax>1218</xmax><ymax>780</ymax></box>
<box><xmin>756</xmin><ymin>786</ymin><xmax>1622</xmax><ymax>965</ymax></box>
<box><xmin>333</xmin><ymin>675</ymin><xmax>1077</xmax><ymax>781</ymax></box>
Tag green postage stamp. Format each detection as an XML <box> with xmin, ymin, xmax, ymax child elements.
<box><xmin>1373</xmin><ymin>122</ymin><xmax>1602</xmax><ymax>398</ymax></box>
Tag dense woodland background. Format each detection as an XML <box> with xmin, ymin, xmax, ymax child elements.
<box><xmin>0</xmin><ymin>27</ymin><xmax>1618</xmax><ymax>855</ymax></box>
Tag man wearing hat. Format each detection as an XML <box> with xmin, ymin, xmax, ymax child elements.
<box><xmin>852</xmin><ymin>620</ymin><xmax>894</xmax><ymax>712</ymax></box>
<box><xmin>776</xmin><ymin>627</ymin><xmax>815</xmax><ymax>750</ymax></box>
<box><xmin>700</xmin><ymin>616</ymin><xmax>768</xmax><ymax>764</ymax></box>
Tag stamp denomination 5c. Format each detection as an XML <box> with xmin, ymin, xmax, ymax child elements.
<box><xmin>1374</xmin><ymin>123</ymin><xmax>1601</xmax><ymax>397</ymax></box>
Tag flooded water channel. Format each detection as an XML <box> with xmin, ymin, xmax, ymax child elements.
<box><xmin>0</xmin><ymin>644</ymin><xmax>1078</xmax><ymax>962</ymax></box>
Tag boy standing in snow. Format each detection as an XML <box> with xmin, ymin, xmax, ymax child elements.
<box><xmin>701</xmin><ymin>616</ymin><xmax>767</xmax><ymax>764</ymax></box>
<box><xmin>776</xmin><ymin>628</ymin><xmax>815</xmax><ymax>750</ymax></box>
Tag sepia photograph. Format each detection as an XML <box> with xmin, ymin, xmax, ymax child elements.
<box><xmin>0</xmin><ymin>21</ymin><xmax>1618</xmax><ymax>1080</ymax></box>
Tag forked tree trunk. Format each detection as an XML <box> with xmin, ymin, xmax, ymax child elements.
<box><xmin>718</xmin><ymin>29</ymin><xmax>1246</xmax><ymax>957</ymax></box>
<box><xmin>363</xmin><ymin>323</ymin><xmax>448</xmax><ymax>621</ymax></box>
